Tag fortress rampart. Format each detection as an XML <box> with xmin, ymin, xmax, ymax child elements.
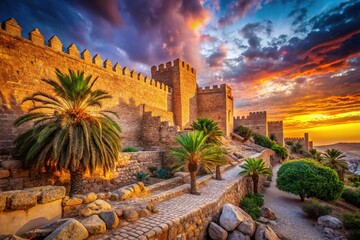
<box><xmin>268</xmin><ymin>121</ymin><xmax>284</xmax><ymax>146</ymax></box>
<box><xmin>234</xmin><ymin>111</ymin><xmax>268</xmax><ymax>136</ymax></box>
<box><xmin>0</xmin><ymin>18</ymin><xmax>234</xmax><ymax>153</ymax></box>
<box><xmin>284</xmin><ymin>133</ymin><xmax>312</xmax><ymax>151</ymax></box>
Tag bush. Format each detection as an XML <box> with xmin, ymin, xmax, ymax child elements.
<box><xmin>135</xmin><ymin>171</ymin><xmax>149</xmax><ymax>181</ymax></box>
<box><xmin>253</xmin><ymin>133</ymin><xmax>274</xmax><ymax>148</ymax></box>
<box><xmin>234</xmin><ymin>125</ymin><xmax>253</xmax><ymax>142</ymax></box>
<box><xmin>155</xmin><ymin>168</ymin><xmax>171</xmax><ymax>179</ymax></box>
<box><xmin>342</xmin><ymin>188</ymin><xmax>360</xmax><ymax>207</ymax></box>
<box><xmin>342</xmin><ymin>212</ymin><xmax>360</xmax><ymax>240</ymax></box>
<box><xmin>271</xmin><ymin>144</ymin><xmax>289</xmax><ymax>160</ymax></box>
<box><xmin>122</xmin><ymin>146</ymin><xmax>139</xmax><ymax>152</ymax></box>
<box><xmin>148</xmin><ymin>165</ymin><xmax>158</xmax><ymax>175</ymax></box>
<box><xmin>240</xmin><ymin>193</ymin><xmax>264</xmax><ymax>220</ymax></box>
<box><xmin>277</xmin><ymin>159</ymin><xmax>344</xmax><ymax>201</ymax></box>
<box><xmin>301</xmin><ymin>199</ymin><xmax>332</xmax><ymax>219</ymax></box>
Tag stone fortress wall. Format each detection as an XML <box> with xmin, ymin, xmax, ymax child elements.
<box><xmin>267</xmin><ymin>121</ymin><xmax>284</xmax><ymax>146</ymax></box>
<box><xmin>234</xmin><ymin>111</ymin><xmax>268</xmax><ymax>137</ymax></box>
<box><xmin>0</xmin><ymin>18</ymin><xmax>234</xmax><ymax>154</ymax></box>
<box><xmin>284</xmin><ymin>133</ymin><xmax>313</xmax><ymax>151</ymax></box>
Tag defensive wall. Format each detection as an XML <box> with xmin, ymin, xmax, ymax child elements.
<box><xmin>234</xmin><ymin>111</ymin><xmax>268</xmax><ymax>136</ymax></box>
<box><xmin>268</xmin><ymin>121</ymin><xmax>284</xmax><ymax>146</ymax></box>
<box><xmin>0</xmin><ymin>18</ymin><xmax>234</xmax><ymax>154</ymax></box>
<box><xmin>284</xmin><ymin>133</ymin><xmax>312</xmax><ymax>151</ymax></box>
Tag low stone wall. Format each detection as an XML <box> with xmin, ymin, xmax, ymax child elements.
<box><xmin>0</xmin><ymin>186</ymin><xmax>65</xmax><ymax>234</ymax></box>
<box><xmin>157</xmin><ymin>149</ymin><xmax>273</xmax><ymax>239</ymax></box>
<box><xmin>0</xmin><ymin>151</ymin><xmax>165</xmax><ymax>193</ymax></box>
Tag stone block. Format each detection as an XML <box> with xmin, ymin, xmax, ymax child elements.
<box><xmin>83</xmin><ymin>192</ymin><xmax>97</xmax><ymax>203</ymax></box>
<box><xmin>63</xmin><ymin>197</ymin><xmax>83</xmax><ymax>206</ymax></box>
<box><xmin>10</xmin><ymin>169</ymin><xmax>29</xmax><ymax>178</ymax></box>
<box><xmin>1</xmin><ymin>160</ymin><xmax>22</xmax><ymax>170</ymax></box>
<box><xmin>0</xmin><ymin>169</ymin><xmax>10</xmax><ymax>178</ymax></box>
<box><xmin>0</xmin><ymin>194</ymin><xmax>6</xmax><ymax>212</ymax></box>
<box><xmin>80</xmin><ymin>215</ymin><xmax>106</xmax><ymax>235</ymax></box>
<box><xmin>39</xmin><ymin>186</ymin><xmax>66</xmax><ymax>203</ymax></box>
<box><xmin>10</xmin><ymin>191</ymin><xmax>37</xmax><ymax>210</ymax></box>
<box><xmin>9</xmin><ymin>178</ymin><xmax>23</xmax><ymax>190</ymax></box>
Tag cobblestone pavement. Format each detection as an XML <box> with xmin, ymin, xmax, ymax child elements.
<box><xmin>263</xmin><ymin>164</ymin><xmax>324</xmax><ymax>240</ymax></box>
<box><xmin>90</xmin><ymin>164</ymin><xmax>244</xmax><ymax>240</ymax></box>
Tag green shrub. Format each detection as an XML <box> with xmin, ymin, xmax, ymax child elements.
<box><xmin>271</xmin><ymin>144</ymin><xmax>289</xmax><ymax>160</ymax></box>
<box><xmin>277</xmin><ymin>158</ymin><xmax>344</xmax><ymax>201</ymax></box>
<box><xmin>122</xmin><ymin>146</ymin><xmax>139</xmax><ymax>152</ymax></box>
<box><xmin>342</xmin><ymin>188</ymin><xmax>360</xmax><ymax>207</ymax></box>
<box><xmin>301</xmin><ymin>199</ymin><xmax>332</xmax><ymax>219</ymax></box>
<box><xmin>156</xmin><ymin>168</ymin><xmax>171</xmax><ymax>179</ymax></box>
<box><xmin>234</xmin><ymin>125</ymin><xmax>253</xmax><ymax>142</ymax></box>
<box><xmin>239</xmin><ymin>193</ymin><xmax>264</xmax><ymax>220</ymax></box>
<box><xmin>148</xmin><ymin>165</ymin><xmax>158</xmax><ymax>175</ymax></box>
<box><xmin>253</xmin><ymin>133</ymin><xmax>274</xmax><ymax>148</ymax></box>
<box><xmin>342</xmin><ymin>212</ymin><xmax>360</xmax><ymax>240</ymax></box>
<box><xmin>135</xmin><ymin>171</ymin><xmax>149</xmax><ymax>181</ymax></box>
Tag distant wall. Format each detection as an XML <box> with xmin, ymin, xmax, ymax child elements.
<box><xmin>284</xmin><ymin>133</ymin><xmax>311</xmax><ymax>151</ymax></box>
<box><xmin>0</xmin><ymin>18</ymin><xmax>172</xmax><ymax>153</ymax></box>
<box><xmin>197</xmin><ymin>84</ymin><xmax>234</xmax><ymax>136</ymax></box>
<box><xmin>268</xmin><ymin>121</ymin><xmax>284</xmax><ymax>146</ymax></box>
<box><xmin>234</xmin><ymin>111</ymin><xmax>268</xmax><ymax>136</ymax></box>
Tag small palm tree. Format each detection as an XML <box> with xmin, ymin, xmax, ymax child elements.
<box><xmin>170</xmin><ymin>130</ymin><xmax>225</xmax><ymax>194</ymax></box>
<box><xmin>191</xmin><ymin>118</ymin><xmax>226</xmax><ymax>180</ymax></box>
<box><xmin>269</xmin><ymin>133</ymin><xmax>277</xmax><ymax>142</ymax></box>
<box><xmin>321</xmin><ymin>149</ymin><xmax>348</xmax><ymax>181</ymax></box>
<box><xmin>239</xmin><ymin>158</ymin><xmax>272</xmax><ymax>193</ymax></box>
<box><xmin>309</xmin><ymin>149</ymin><xmax>323</xmax><ymax>162</ymax></box>
<box><xmin>291</xmin><ymin>142</ymin><xmax>303</xmax><ymax>154</ymax></box>
<box><xmin>14</xmin><ymin>69</ymin><xmax>121</xmax><ymax>196</ymax></box>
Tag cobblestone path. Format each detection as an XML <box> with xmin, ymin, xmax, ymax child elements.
<box><xmin>91</xmin><ymin>164</ymin><xmax>243</xmax><ymax>240</ymax></box>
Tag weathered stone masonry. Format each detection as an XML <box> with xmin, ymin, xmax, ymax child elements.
<box><xmin>0</xmin><ymin>18</ymin><xmax>234</xmax><ymax>154</ymax></box>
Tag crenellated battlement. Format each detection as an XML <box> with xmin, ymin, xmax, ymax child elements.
<box><xmin>197</xmin><ymin>84</ymin><xmax>227</xmax><ymax>94</ymax></box>
<box><xmin>151</xmin><ymin>58</ymin><xmax>196</xmax><ymax>76</ymax></box>
<box><xmin>284</xmin><ymin>137</ymin><xmax>305</xmax><ymax>142</ymax></box>
<box><xmin>268</xmin><ymin>121</ymin><xmax>283</xmax><ymax>125</ymax></box>
<box><xmin>0</xmin><ymin>18</ymin><xmax>172</xmax><ymax>93</ymax></box>
<box><xmin>234</xmin><ymin>111</ymin><xmax>267</xmax><ymax>120</ymax></box>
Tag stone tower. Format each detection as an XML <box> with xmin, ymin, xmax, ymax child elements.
<box><xmin>151</xmin><ymin>59</ymin><xmax>197</xmax><ymax>130</ymax></box>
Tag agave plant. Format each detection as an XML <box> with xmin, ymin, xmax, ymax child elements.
<box><xmin>13</xmin><ymin>69</ymin><xmax>121</xmax><ymax>196</ymax></box>
<box><xmin>191</xmin><ymin>118</ymin><xmax>227</xmax><ymax>180</ymax></box>
<box><xmin>321</xmin><ymin>148</ymin><xmax>348</xmax><ymax>181</ymax></box>
<box><xmin>239</xmin><ymin>158</ymin><xmax>272</xmax><ymax>193</ymax></box>
<box><xmin>170</xmin><ymin>130</ymin><xmax>226</xmax><ymax>194</ymax></box>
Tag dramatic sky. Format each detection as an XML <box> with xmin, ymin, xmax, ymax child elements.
<box><xmin>1</xmin><ymin>0</ymin><xmax>360</xmax><ymax>145</ymax></box>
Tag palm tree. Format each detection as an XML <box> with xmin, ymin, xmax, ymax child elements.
<box><xmin>269</xmin><ymin>133</ymin><xmax>277</xmax><ymax>142</ymax></box>
<box><xmin>13</xmin><ymin>69</ymin><xmax>121</xmax><ymax>196</ymax></box>
<box><xmin>321</xmin><ymin>148</ymin><xmax>348</xmax><ymax>181</ymax></box>
<box><xmin>191</xmin><ymin>118</ymin><xmax>226</xmax><ymax>180</ymax></box>
<box><xmin>170</xmin><ymin>130</ymin><xmax>226</xmax><ymax>194</ymax></box>
<box><xmin>309</xmin><ymin>149</ymin><xmax>323</xmax><ymax>162</ymax></box>
<box><xmin>291</xmin><ymin>142</ymin><xmax>303</xmax><ymax>154</ymax></box>
<box><xmin>239</xmin><ymin>158</ymin><xmax>272</xmax><ymax>193</ymax></box>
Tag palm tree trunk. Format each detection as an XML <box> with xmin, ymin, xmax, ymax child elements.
<box><xmin>70</xmin><ymin>167</ymin><xmax>85</xmax><ymax>196</ymax></box>
<box><xmin>300</xmin><ymin>195</ymin><xmax>305</xmax><ymax>201</ymax></box>
<box><xmin>252</xmin><ymin>174</ymin><xmax>259</xmax><ymax>194</ymax></box>
<box><xmin>188</xmin><ymin>162</ymin><xmax>200</xmax><ymax>195</ymax></box>
<box><xmin>215</xmin><ymin>166</ymin><xmax>222</xmax><ymax>180</ymax></box>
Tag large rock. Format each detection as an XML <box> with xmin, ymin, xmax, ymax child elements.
<box><xmin>80</xmin><ymin>215</ymin><xmax>106</xmax><ymax>235</ymax></box>
<box><xmin>9</xmin><ymin>191</ymin><xmax>37</xmax><ymax>210</ymax></box>
<box><xmin>123</xmin><ymin>209</ymin><xmax>139</xmax><ymax>222</ymax></box>
<box><xmin>83</xmin><ymin>192</ymin><xmax>97</xmax><ymax>203</ymax></box>
<box><xmin>208</xmin><ymin>222</ymin><xmax>228</xmax><ymax>240</ymax></box>
<box><xmin>20</xmin><ymin>219</ymin><xmax>68</xmax><ymax>239</ymax></box>
<box><xmin>113</xmin><ymin>188</ymin><xmax>132</xmax><ymax>200</ymax></box>
<box><xmin>254</xmin><ymin>224</ymin><xmax>280</xmax><ymax>240</ymax></box>
<box><xmin>99</xmin><ymin>211</ymin><xmax>119</xmax><ymax>229</ymax></box>
<box><xmin>261</xmin><ymin>207</ymin><xmax>276</xmax><ymax>220</ymax></box>
<box><xmin>64</xmin><ymin>197</ymin><xmax>83</xmax><ymax>206</ymax></box>
<box><xmin>228</xmin><ymin>230</ymin><xmax>250</xmax><ymax>240</ymax></box>
<box><xmin>80</xmin><ymin>199</ymin><xmax>112</xmax><ymax>217</ymax></box>
<box><xmin>1</xmin><ymin>160</ymin><xmax>22</xmax><ymax>170</ymax></box>
<box><xmin>317</xmin><ymin>215</ymin><xmax>343</xmax><ymax>229</ymax></box>
<box><xmin>44</xmin><ymin>219</ymin><xmax>88</xmax><ymax>240</ymax></box>
<box><xmin>39</xmin><ymin>186</ymin><xmax>66</xmax><ymax>203</ymax></box>
<box><xmin>237</xmin><ymin>220</ymin><xmax>256</xmax><ymax>236</ymax></box>
<box><xmin>219</xmin><ymin>203</ymin><xmax>252</xmax><ymax>231</ymax></box>
<box><xmin>0</xmin><ymin>169</ymin><xmax>10</xmax><ymax>178</ymax></box>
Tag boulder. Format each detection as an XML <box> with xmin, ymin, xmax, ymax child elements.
<box><xmin>64</xmin><ymin>197</ymin><xmax>83</xmax><ymax>206</ymax></box>
<box><xmin>261</xmin><ymin>207</ymin><xmax>276</xmax><ymax>220</ymax></box>
<box><xmin>39</xmin><ymin>186</ymin><xmax>66</xmax><ymax>203</ymax></box>
<box><xmin>0</xmin><ymin>160</ymin><xmax>22</xmax><ymax>170</ymax></box>
<box><xmin>0</xmin><ymin>169</ymin><xmax>10</xmax><ymax>178</ymax></box>
<box><xmin>110</xmin><ymin>193</ymin><xmax>119</xmax><ymax>201</ymax></box>
<box><xmin>97</xmin><ymin>193</ymin><xmax>106</xmax><ymax>200</ymax></box>
<box><xmin>228</xmin><ymin>230</ymin><xmax>250</xmax><ymax>240</ymax></box>
<box><xmin>113</xmin><ymin>188</ymin><xmax>132</xmax><ymax>200</ymax></box>
<box><xmin>80</xmin><ymin>215</ymin><xmax>106</xmax><ymax>235</ymax></box>
<box><xmin>10</xmin><ymin>191</ymin><xmax>37</xmax><ymax>210</ymax></box>
<box><xmin>20</xmin><ymin>219</ymin><xmax>68</xmax><ymax>239</ymax></box>
<box><xmin>80</xmin><ymin>199</ymin><xmax>112</xmax><ymax>217</ymax></box>
<box><xmin>99</xmin><ymin>211</ymin><xmax>119</xmax><ymax>229</ymax></box>
<box><xmin>0</xmin><ymin>234</ymin><xmax>27</xmax><ymax>240</ymax></box>
<box><xmin>219</xmin><ymin>203</ymin><xmax>252</xmax><ymax>231</ymax></box>
<box><xmin>317</xmin><ymin>215</ymin><xmax>343</xmax><ymax>229</ymax></box>
<box><xmin>44</xmin><ymin>219</ymin><xmax>88</xmax><ymax>240</ymax></box>
<box><xmin>138</xmin><ymin>208</ymin><xmax>151</xmax><ymax>217</ymax></box>
<box><xmin>137</xmin><ymin>181</ymin><xmax>145</xmax><ymax>190</ymax></box>
<box><xmin>115</xmin><ymin>209</ymin><xmax>123</xmax><ymax>217</ymax></box>
<box><xmin>83</xmin><ymin>192</ymin><xmax>97</xmax><ymax>203</ymax></box>
<box><xmin>208</xmin><ymin>222</ymin><xmax>228</xmax><ymax>240</ymax></box>
<box><xmin>123</xmin><ymin>209</ymin><xmax>139</xmax><ymax>222</ymax></box>
<box><xmin>131</xmin><ymin>183</ymin><xmax>142</xmax><ymax>194</ymax></box>
<box><xmin>237</xmin><ymin>220</ymin><xmax>256</xmax><ymax>236</ymax></box>
<box><xmin>254</xmin><ymin>224</ymin><xmax>280</xmax><ymax>240</ymax></box>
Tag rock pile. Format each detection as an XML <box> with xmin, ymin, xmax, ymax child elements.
<box><xmin>208</xmin><ymin>203</ymin><xmax>280</xmax><ymax>240</ymax></box>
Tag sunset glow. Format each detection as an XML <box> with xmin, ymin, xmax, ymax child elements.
<box><xmin>1</xmin><ymin>0</ymin><xmax>359</xmax><ymax>145</ymax></box>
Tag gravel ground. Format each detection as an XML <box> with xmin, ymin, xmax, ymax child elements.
<box><xmin>263</xmin><ymin>164</ymin><xmax>325</xmax><ymax>240</ymax></box>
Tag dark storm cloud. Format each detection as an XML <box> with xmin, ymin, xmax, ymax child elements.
<box><xmin>288</xmin><ymin>7</ymin><xmax>308</xmax><ymax>33</ymax></box>
<box><xmin>207</xmin><ymin>44</ymin><xmax>227</xmax><ymax>67</ymax></box>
